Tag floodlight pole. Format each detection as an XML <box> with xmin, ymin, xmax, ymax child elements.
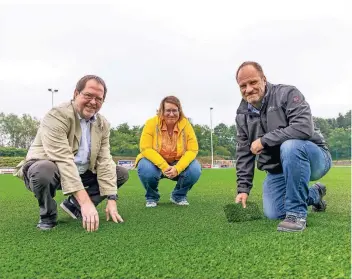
<box><xmin>48</xmin><ymin>88</ymin><xmax>58</xmax><ymax>108</ymax></box>
<box><xmin>210</xmin><ymin>107</ymin><xmax>214</xmax><ymax>168</ymax></box>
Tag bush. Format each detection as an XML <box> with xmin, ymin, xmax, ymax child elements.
<box><xmin>0</xmin><ymin>157</ymin><xmax>24</xmax><ymax>167</ymax></box>
<box><xmin>0</xmin><ymin>147</ymin><xmax>27</xmax><ymax>157</ymax></box>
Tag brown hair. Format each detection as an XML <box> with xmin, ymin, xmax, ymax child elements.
<box><xmin>75</xmin><ymin>75</ymin><xmax>107</xmax><ymax>99</ymax></box>
<box><xmin>158</xmin><ymin>96</ymin><xmax>186</xmax><ymax>121</ymax></box>
<box><xmin>235</xmin><ymin>61</ymin><xmax>265</xmax><ymax>81</ymax></box>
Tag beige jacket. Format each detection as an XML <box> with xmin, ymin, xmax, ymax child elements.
<box><xmin>14</xmin><ymin>101</ymin><xmax>117</xmax><ymax>196</ymax></box>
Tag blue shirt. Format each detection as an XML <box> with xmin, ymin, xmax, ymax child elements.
<box><xmin>247</xmin><ymin>93</ymin><xmax>268</xmax><ymax>115</ymax></box>
<box><xmin>248</xmin><ymin>103</ymin><xmax>261</xmax><ymax>115</ymax></box>
<box><xmin>74</xmin><ymin>114</ymin><xmax>96</xmax><ymax>174</ymax></box>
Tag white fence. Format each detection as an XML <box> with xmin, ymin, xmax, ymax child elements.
<box><xmin>117</xmin><ymin>160</ymin><xmax>135</xmax><ymax>170</ymax></box>
<box><xmin>0</xmin><ymin>168</ymin><xmax>15</xmax><ymax>174</ymax></box>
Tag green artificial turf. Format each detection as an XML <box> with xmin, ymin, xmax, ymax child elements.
<box><xmin>224</xmin><ymin>201</ymin><xmax>263</xmax><ymax>222</ymax></box>
<box><xmin>0</xmin><ymin>168</ymin><xmax>350</xmax><ymax>279</ymax></box>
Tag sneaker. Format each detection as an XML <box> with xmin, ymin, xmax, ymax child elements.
<box><xmin>60</xmin><ymin>197</ymin><xmax>82</xmax><ymax>219</ymax></box>
<box><xmin>146</xmin><ymin>201</ymin><xmax>157</xmax><ymax>208</ymax></box>
<box><xmin>36</xmin><ymin>220</ymin><xmax>57</xmax><ymax>231</ymax></box>
<box><xmin>277</xmin><ymin>215</ymin><xmax>307</xmax><ymax>232</ymax></box>
<box><xmin>312</xmin><ymin>182</ymin><xmax>327</xmax><ymax>212</ymax></box>
<box><xmin>170</xmin><ymin>197</ymin><xmax>189</xmax><ymax>206</ymax></box>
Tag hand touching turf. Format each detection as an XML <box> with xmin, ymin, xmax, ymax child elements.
<box><xmin>235</xmin><ymin>193</ymin><xmax>248</xmax><ymax>208</ymax></box>
<box><xmin>74</xmin><ymin>190</ymin><xmax>99</xmax><ymax>232</ymax></box>
<box><xmin>81</xmin><ymin>201</ymin><xmax>99</xmax><ymax>232</ymax></box>
<box><xmin>105</xmin><ymin>200</ymin><xmax>124</xmax><ymax>223</ymax></box>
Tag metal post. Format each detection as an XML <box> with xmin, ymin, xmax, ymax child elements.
<box><xmin>210</xmin><ymin>107</ymin><xmax>214</xmax><ymax>168</ymax></box>
<box><xmin>48</xmin><ymin>88</ymin><xmax>58</xmax><ymax>108</ymax></box>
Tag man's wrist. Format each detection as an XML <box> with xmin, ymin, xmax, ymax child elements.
<box><xmin>107</xmin><ymin>194</ymin><xmax>118</xmax><ymax>201</ymax></box>
<box><xmin>260</xmin><ymin>136</ymin><xmax>267</xmax><ymax>148</ymax></box>
<box><xmin>73</xmin><ymin>189</ymin><xmax>92</xmax><ymax>206</ymax></box>
<box><xmin>237</xmin><ymin>189</ymin><xmax>250</xmax><ymax>195</ymax></box>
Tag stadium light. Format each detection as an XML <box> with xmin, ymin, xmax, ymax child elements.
<box><xmin>48</xmin><ymin>88</ymin><xmax>58</xmax><ymax>108</ymax></box>
<box><xmin>210</xmin><ymin>107</ymin><xmax>214</xmax><ymax>168</ymax></box>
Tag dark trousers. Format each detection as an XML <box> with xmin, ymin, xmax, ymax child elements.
<box><xmin>23</xmin><ymin>160</ymin><xmax>129</xmax><ymax>223</ymax></box>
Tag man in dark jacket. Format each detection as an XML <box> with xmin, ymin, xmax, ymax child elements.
<box><xmin>234</xmin><ymin>61</ymin><xmax>332</xmax><ymax>232</ymax></box>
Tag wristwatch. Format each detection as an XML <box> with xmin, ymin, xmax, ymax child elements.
<box><xmin>107</xmin><ymin>194</ymin><xmax>118</xmax><ymax>201</ymax></box>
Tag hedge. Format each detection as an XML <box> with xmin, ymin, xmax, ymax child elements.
<box><xmin>0</xmin><ymin>157</ymin><xmax>24</xmax><ymax>168</ymax></box>
<box><xmin>0</xmin><ymin>147</ymin><xmax>27</xmax><ymax>157</ymax></box>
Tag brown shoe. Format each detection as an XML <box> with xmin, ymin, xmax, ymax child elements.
<box><xmin>277</xmin><ymin>215</ymin><xmax>306</xmax><ymax>232</ymax></box>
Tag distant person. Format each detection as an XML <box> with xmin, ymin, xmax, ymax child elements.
<box><xmin>234</xmin><ymin>61</ymin><xmax>332</xmax><ymax>232</ymax></box>
<box><xmin>14</xmin><ymin>75</ymin><xmax>129</xmax><ymax>231</ymax></box>
<box><xmin>135</xmin><ymin>96</ymin><xmax>201</xmax><ymax>207</ymax></box>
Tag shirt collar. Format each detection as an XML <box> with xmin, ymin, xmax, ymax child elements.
<box><xmin>161</xmin><ymin>121</ymin><xmax>179</xmax><ymax>132</ymax></box>
<box><xmin>248</xmin><ymin>103</ymin><xmax>261</xmax><ymax>114</ymax></box>
<box><xmin>77</xmin><ymin>113</ymin><xmax>97</xmax><ymax>123</ymax></box>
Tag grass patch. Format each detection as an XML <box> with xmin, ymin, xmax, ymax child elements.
<box><xmin>224</xmin><ymin>201</ymin><xmax>263</xmax><ymax>222</ymax></box>
<box><xmin>0</xmin><ymin>168</ymin><xmax>350</xmax><ymax>278</ymax></box>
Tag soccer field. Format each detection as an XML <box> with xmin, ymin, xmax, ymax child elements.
<box><xmin>0</xmin><ymin>168</ymin><xmax>350</xmax><ymax>279</ymax></box>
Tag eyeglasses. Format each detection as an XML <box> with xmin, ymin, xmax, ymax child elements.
<box><xmin>164</xmin><ymin>109</ymin><xmax>179</xmax><ymax>115</ymax></box>
<box><xmin>80</xmin><ymin>92</ymin><xmax>104</xmax><ymax>104</ymax></box>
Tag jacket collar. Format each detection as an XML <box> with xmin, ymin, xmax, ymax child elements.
<box><xmin>157</xmin><ymin>115</ymin><xmax>188</xmax><ymax>131</ymax></box>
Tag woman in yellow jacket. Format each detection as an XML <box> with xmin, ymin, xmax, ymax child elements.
<box><xmin>135</xmin><ymin>96</ymin><xmax>202</xmax><ymax>207</ymax></box>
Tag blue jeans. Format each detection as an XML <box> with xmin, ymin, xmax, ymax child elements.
<box><xmin>263</xmin><ymin>139</ymin><xmax>332</xmax><ymax>219</ymax></box>
<box><xmin>137</xmin><ymin>158</ymin><xmax>202</xmax><ymax>202</ymax></box>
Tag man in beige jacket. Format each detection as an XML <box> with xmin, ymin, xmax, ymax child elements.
<box><xmin>15</xmin><ymin>75</ymin><xmax>129</xmax><ymax>232</ymax></box>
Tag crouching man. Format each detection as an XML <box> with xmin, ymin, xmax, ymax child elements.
<box><xmin>234</xmin><ymin>62</ymin><xmax>332</xmax><ymax>232</ymax></box>
<box><xmin>14</xmin><ymin>75</ymin><xmax>129</xmax><ymax>232</ymax></box>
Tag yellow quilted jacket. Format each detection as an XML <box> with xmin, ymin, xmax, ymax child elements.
<box><xmin>135</xmin><ymin>116</ymin><xmax>198</xmax><ymax>174</ymax></box>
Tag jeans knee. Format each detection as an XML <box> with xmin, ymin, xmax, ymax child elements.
<box><xmin>137</xmin><ymin>158</ymin><xmax>160</xmax><ymax>180</ymax></box>
<box><xmin>263</xmin><ymin>205</ymin><xmax>285</xmax><ymax>220</ymax></box>
<box><xmin>280</xmin><ymin>140</ymin><xmax>308</xmax><ymax>162</ymax></box>
<box><xmin>264</xmin><ymin>209</ymin><xmax>284</xmax><ymax>220</ymax></box>
<box><xmin>184</xmin><ymin>160</ymin><xmax>202</xmax><ymax>182</ymax></box>
<box><xmin>280</xmin><ymin>140</ymin><xmax>301</xmax><ymax>155</ymax></box>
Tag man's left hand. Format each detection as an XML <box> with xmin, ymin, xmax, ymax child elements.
<box><xmin>250</xmin><ymin>138</ymin><xmax>264</xmax><ymax>155</ymax></box>
<box><xmin>164</xmin><ymin>166</ymin><xmax>178</xmax><ymax>179</ymax></box>
<box><xmin>105</xmin><ymin>200</ymin><xmax>124</xmax><ymax>223</ymax></box>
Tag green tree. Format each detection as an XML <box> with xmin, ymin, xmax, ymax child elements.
<box><xmin>228</xmin><ymin>124</ymin><xmax>237</xmax><ymax>158</ymax></box>
<box><xmin>0</xmin><ymin>110</ymin><xmax>350</xmax><ymax>161</ymax></box>
<box><xmin>314</xmin><ymin>117</ymin><xmax>331</xmax><ymax>138</ymax></box>
<box><xmin>342</xmin><ymin>110</ymin><xmax>351</xmax><ymax>129</ymax></box>
<box><xmin>0</xmin><ymin>113</ymin><xmax>39</xmax><ymax>148</ymax></box>
<box><xmin>19</xmin><ymin>114</ymin><xmax>40</xmax><ymax>148</ymax></box>
<box><xmin>0</xmin><ymin>112</ymin><xmax>7</xmax><ymax>146</ymax></box>
<box><xmin>110</xmin><ymin>124</ymin><xmax>141</xmax><ymax>156</ymax></box>
<box><xmin>193</xmin><ymin>124</ymin><xmax>211</xmax><ymax>156</ymax></box>
<box><xmin>328</xmin><ymin>128</ymin><xmax>351</xmax><ymax>160</ymax></box>
<box><xmin>213</xmin><ymin>123</ymin><xmax>237</xmax><ymax>158</ymax></box>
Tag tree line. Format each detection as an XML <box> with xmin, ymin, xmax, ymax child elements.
<box><xmin>0</xmin><ymin>110</ymin><xmax>350</xmax><ymax>160</ymax></box>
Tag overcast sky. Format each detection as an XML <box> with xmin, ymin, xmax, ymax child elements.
<box><xmin>0</xmin><ymin>0</ymin><xmax>351</xmax><ymax>128</ymax></box>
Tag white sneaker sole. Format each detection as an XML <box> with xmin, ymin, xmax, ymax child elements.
<box><xmin>170</xmin><ymin>198</ymin><xmax>189</xmax><ymax>206</ymax></box>
<box><xmin>60</xmin><ymin>202</ymin><xmax>78</xmax><ymax>219</ymax></box>
<box><xmin>145</xmin><ymin>202</ymin><xmax>157</xmax><ymax>208</ymax></box>
<box><xmin>277</xmin><ymin>226</ymin><xmax>306</xmax><ymax>232</ymax></box>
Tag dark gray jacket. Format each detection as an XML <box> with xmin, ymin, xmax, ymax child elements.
<box><xmin>235</xmin><ymin>82</ymin><xmax>328</xmax><ymax>194</ymax></box>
